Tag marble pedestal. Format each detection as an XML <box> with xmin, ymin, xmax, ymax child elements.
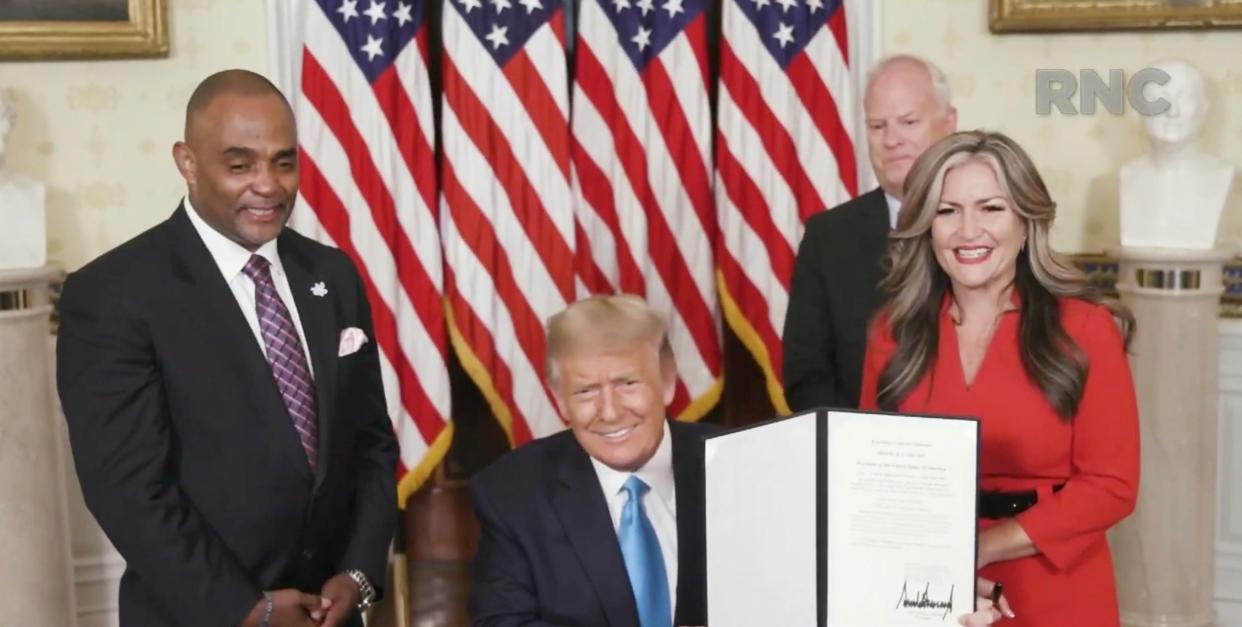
<box><xmin>0</xmin><ymin>265</ymin><xmax>75</xmax><ymax>626</ymax></box>
<box><xmin>1111</xmin><ymin>247</ymin><xmax>1231</xmax><ymax>627</ymax></box>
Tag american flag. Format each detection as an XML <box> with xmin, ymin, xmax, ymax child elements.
<box><xmin>291</xmin><ymin>0</ymin><xmax>452</xmax><ymax>505</ymax></box>
<box><xmin>571</xmin><ymin>0</ymin><xmax>723</xmax><ymax>419</ymax></box>
<box><xmin>714</xmin><ymin>0</ymin><xmax>857</xmax><ymax>412</ymax></box>
<box><xmin>439</xmin><ymin>0</ymin><xmax>576</xmax><ymax>443</ymax></box>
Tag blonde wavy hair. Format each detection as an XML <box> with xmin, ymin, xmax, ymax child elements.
<box><xmin>876</xmin><ymin>130</ymin><xmax>1133</xmax><ymax>418</ymax></box>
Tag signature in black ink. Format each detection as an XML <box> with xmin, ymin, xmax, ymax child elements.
<box><xmin>895</xmin><ymin>581</ymin><xmax>955</xmax><ymax>620</ymax></box>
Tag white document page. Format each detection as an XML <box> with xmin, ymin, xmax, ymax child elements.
<box><xmin>825</xmin><ymin>411</ymin><xmax>978</xmax><ymax>626</ymax></box>
<box><xmin>705</xmin><ymin>411</ymin><xmax>818</xmax><ymax>627</ymax></box>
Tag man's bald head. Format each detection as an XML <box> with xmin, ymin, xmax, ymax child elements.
<box><xmin>174</xmin><ymin>69</ymin><xmax>299</xmax><ymax>251</ymax></box>
<box><xmin>184</xmin><ymin>69</ymin><xmax>290</xmax><ymax>140</ymax></box>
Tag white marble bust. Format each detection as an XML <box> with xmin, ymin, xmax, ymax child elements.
<box><xmin>1119</xmin><ymin>59</ymin><xmax>1235</xmax><ymax>251</ymax></box>
<box><xmin>0</xmin><ymin>90</ymin><xmax>48</xmax><ymax>269</ymax></box>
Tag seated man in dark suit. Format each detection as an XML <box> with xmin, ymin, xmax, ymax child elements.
<box><xmin>469</xmin><ymin>294</ymin><xmax>718</xmax><ymax>627</ymax></box>
<box><xmin>783</xmin><ymin>54</ymin><xmax>958</xmax><ymax>411</ymax></box>
<box><xmin>470</xmin><ymin>295</ymin><xmax>1008</xmax><ymax>627</ymax></box>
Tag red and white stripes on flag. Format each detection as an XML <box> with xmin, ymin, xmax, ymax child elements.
<box><xmin>715</xmin><ymin>0</ymin><xmax>858</xmax><ymax>412</ymax></box>
<box><xmin>571</xmin><ymin>0</ymin><xmax>723</xmax><ymax>420</ymax></box>
<box><xmin>439</xmin><ymin>0</ymin><xmax>576</xmax><ymax>444</ymax></box>
<box><xmin>291</xmin><ymin>0</ymin><xmax>451</xmax><ymax>505</ymax></box>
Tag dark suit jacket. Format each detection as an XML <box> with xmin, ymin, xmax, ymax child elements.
<box><xmin>782</xmin><ymin>188</ymin><xmax>890</xmax><ymax>411</ymax></box>
<box><xmin>56</xmin><ymin>206</ymin><xmax>398</xmax><ymax>627</ymax></box>
<box><xmin>469</xmin><ymin>420</ymin><xmax>719</xmax><ymax>627</ymax></box>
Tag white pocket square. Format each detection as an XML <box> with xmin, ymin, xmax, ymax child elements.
<box><xmin>338</xmin><ymin>327</ymin><xmax>369</xmax><ymax>357</ymax></box>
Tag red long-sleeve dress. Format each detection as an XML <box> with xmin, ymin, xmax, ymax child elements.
<box><xmin>860</xmin><ymin>296</ymin><xmax>1140</xmax><ymax>627</ymax></box>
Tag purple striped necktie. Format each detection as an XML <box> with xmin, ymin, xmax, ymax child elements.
<box><xmin>242</xmin><ymin>254</ymin><xmax>319</xmax><ymax>470</ymax></box>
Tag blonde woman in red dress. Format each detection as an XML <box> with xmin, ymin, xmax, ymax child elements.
<box><xmin>859</xmin><ymin>130</ymin><xmax>1139</xmax><ymax>627</ymax></box>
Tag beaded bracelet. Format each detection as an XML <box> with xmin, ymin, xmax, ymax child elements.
<box><xmin>261</xmin><ymin>591</ymin><xmax>274</xmax><ymax>627</ymax></box>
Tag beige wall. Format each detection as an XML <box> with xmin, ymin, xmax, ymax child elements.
<box><xmin>7</xmin><ymin>0</ymin><xmax>1242</xmax><ymax>268</ymax></box>
<box><xmin>1</xmin><ymin>0</ymin><xmax>268</xmax><ymax>271</ymax></box>
<box><xmin>882</xmin><ymin>0</ymin><xmax>1242</xmax><ymax>253</ymax></box>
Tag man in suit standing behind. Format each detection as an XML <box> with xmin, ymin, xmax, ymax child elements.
<box><xmin>57</xmin><ymin>70</ymin><xmax>397</xmax><ymax>627</ymax></box>
<box><xmin>783</xmin><ymin>55</ymin><xmax>958</xmax><ymax>411</ymax></box>
<box><xmin>469</xmin><ymin>295</ymin><xmax>718</xmax><ymax>627</ymax></box>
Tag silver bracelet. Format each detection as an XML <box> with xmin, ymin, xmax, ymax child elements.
<box><xmin>345</xmin><ymin>569</ymin><xmax>377</xmax><ymax>610</ymax></box>
<box><xmin>261</xmin><ymin>591</ymin><xmax>273</xmax><ymax>627</ymax></box>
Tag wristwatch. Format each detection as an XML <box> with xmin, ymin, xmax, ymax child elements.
<box><xmin>344</xmin><ymin>569</ymin><xmax>378</xmax><ymax>610</ymax></box>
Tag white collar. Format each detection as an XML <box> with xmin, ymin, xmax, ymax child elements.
<box><xmin>184</xmin><ymin>196</ymin><xmax>284</xmax><ymax>281</ymax></box>
<box><xmin>884</xmin><ymin>191</ymin><xmax>902</xmax><ymax>229</ymax></box>
<box><xmin>590</xmin><ymin>420</ymin><xmax>676</xmax><ymax>512</ymax></box>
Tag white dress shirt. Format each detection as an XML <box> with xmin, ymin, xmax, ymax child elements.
<box><xmin>590</xmin><ymin>421</ymin><xmax>678</xmax><ymax>620</ymax></box>
<box><xmin>885</xmin><ymin>191</ymin><xmax>902</xmax><ymax>229</ymax></box>
<box><xmin>183</xmin><ymin>198</ymin><xmax>315</xmax><ymax>378</ymax></box>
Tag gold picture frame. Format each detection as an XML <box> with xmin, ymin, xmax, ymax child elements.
<box><xmin>0</xmin><ymin>0</ymin><xmax>168</xmax><ymax>60</ymax></box>
<box><xmin>990</xmin><ymin>0</ymin><xmax>1242</xmax><ymax>33</ymax></box>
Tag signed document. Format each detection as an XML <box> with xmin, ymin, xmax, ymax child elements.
<box><xmin>826</xmin><ymin>410</ymin><xmax>977</xmax><ymax>626</ymax></box>
<box><xmin>705</xmin><ymin>409</ymin><xmax>978</xmax><ymax>627</ymax></box>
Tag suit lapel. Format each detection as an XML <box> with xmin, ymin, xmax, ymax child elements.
<box><xmin>166</xmin><ymin>206</ymin><xmax>312</xmax><ymax>479</ymax></box>
<box><xmin>279</xmin><ymin>232</ymin><xmax>339</xmax><ymax>487</ymax></box>
<box><xmin>549</xmin><ymin>440</ymin><xmax>640</xmax><ymax>627</ymax></box>
<box><xmin>863</xmin><ymin>188</ymin><xmax>892</xmax><ymax>256</ymax></box>
<box><xmin>862</xmin><ymin>189</ymin><xmax>893</xmax><ymax>307</ymax></box>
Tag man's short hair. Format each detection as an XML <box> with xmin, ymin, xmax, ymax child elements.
<box><xmin>184</xmin><ymin>69</ymin><xmax>288</xmax><ymax>136</ymax></box>
<box><xmin>545</xmin><ymin>294</ymin><xmax>674</xmax><ymax>384</ymax></box>
<box><xmin>865</xmin><ymin>54</ymin><xmax>953</xmax><ymax>112</ymax></box>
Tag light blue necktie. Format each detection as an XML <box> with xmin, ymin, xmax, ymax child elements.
<box><xmin>619</xmin><ymin>475</ymin><xmax>672</xmax><ymax>627</ymax></box>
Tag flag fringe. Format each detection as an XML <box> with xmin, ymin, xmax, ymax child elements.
<box><xmin>716</xmin><ymin>269</ymin><xmax>791</xmax><ymax>415</ymax></box>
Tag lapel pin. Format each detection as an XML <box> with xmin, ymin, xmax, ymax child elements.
<box><xmin>311</xmin><ymin>281</ymin><xmax>328</xmax><ymax>297</ymax></box>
